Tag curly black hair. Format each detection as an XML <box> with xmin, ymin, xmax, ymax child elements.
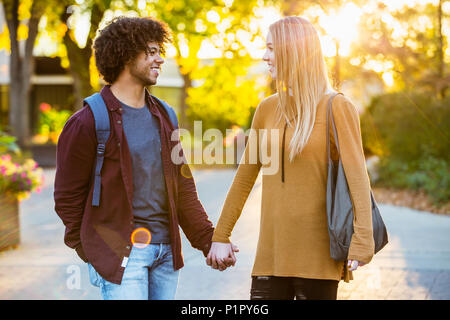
<box><xmin>93</xmin><ymin>16</ymin><xmax>170</xmax><ymax>84</ymax></box>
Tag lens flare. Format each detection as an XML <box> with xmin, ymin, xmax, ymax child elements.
<box><xmin>180</xmin><ymin>164</ymin><xmax>193</xmax><ymax>179</ymax></box>
<box><xmin>131</xmin><ymin>227</ymin><xmax>151</xmax><ymax>249</ymax></box>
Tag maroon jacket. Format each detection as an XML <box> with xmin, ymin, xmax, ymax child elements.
<box><xmin>54</xmin><ymin>85</ymin><xmax>214</xmax><ymax>284</ymax></box>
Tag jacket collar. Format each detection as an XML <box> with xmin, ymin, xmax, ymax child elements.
<box><xmin>100</xmin><ymin>85</ymin><xmax>123</xmax><ymax>112</ymax></box>
<box><xmin>99</xmin><ymin>85</ymin><xmax>173</xmax><ymax>131</ymax></box>
<box><xmin>100</xmin><ymin>85</ymin><xmax>157</xmax><ymax>112</ymax></box>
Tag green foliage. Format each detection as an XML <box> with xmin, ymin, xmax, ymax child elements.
<box><xmin>186</xmin><ymin>58</ymin><xmax>265</xmax><ymax>133</ymax></box>
<box><xmin>132</xmin><ymin>0</ymin><xmax>263</xmax><ymax>127</ymax></box>
<box><xmin>376</xmin><ymin>155</ymin><xmax>450</xmax><ymax>204</ymax></box>
<box><xmin>361</xmin><ymin>92</ymin><xmax>450</xmax><ymax>204</ymax></box>
<box><xmin>361</xmin><ymin>92</ymin><xmax>450</xmax><ymax>161</ymax></box>
<box><xmin>0</xmin><ymin>131</ymin><xmax>20</xmax><ymax>155</ymax></box>
<box><xmin>145</xmin><ymin>0</ymin><xmax>259</xmax><ymax>74</ymax></box>
<box><xmin>352</xmin><ymin>1</ymin><xmax>449</xmax><ymax>97</ymax></box>
<box><xmin>32</xmin><ymin>103</ymin><xmax>72</xmax><ymax>145</ymax></box>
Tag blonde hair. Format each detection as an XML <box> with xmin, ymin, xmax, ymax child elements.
<box><xmin>269</xmin><ymin>16</ymin><xmax>332</xmax><ymax>161</ymax></box>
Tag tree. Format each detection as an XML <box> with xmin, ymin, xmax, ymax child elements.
<box><xmin>60</xmin><ymin>0</ymin><xmax>112</xmax><ymax>109</ymax></box>
<box><xmin>278</xmin><ymin>0</ymin><xmax>349</xmax><ymax>16</ymax></box>
<box><xmin>39</xmin><ymin>0</ymin><xmax>113</xmax><ymax>110</ymax></box>
<box><xmin>276</xmin><ymin>0</ymin><xmax>367</xmax><ymax>91</ymax></box>
<box><xmin>142</xmin><ymin>0</ymin><xmax>258</xmax><ymax>129</ymax></box>
<box><xmin>352</xmin><ymin>1</ymin><xmax>449</xmax><ymax>97</ymax></box>
<box><xmin>1</xmin><ymin>0</ymin><xmax>47</xmax><ymax>146</ymax></box>
<box><xmin>186</xmin><ymin>56</ymin><xmax>266</xmax><ymax>133</ymax></box>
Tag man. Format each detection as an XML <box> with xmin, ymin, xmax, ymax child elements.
<box><xmin>54</xmin><ymin>16</ymin><xmax>237</xmax><ymax>300</ymax></box>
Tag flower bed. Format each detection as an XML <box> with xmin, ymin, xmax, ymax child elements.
<box><xmin>0</xmin><ymin>154</ymin><xmax>44</xmax><ymax>251</ymax></box>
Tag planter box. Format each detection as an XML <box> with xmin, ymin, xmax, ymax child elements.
<box><xmin>29</xmin><ymin>144</ymin><xmax>57</xmax><ymax>168</ymax></box>
<box><xmin>0</xmin><ymin>194</ymin><xmax>20</xmax><ymax>251</ymax></box>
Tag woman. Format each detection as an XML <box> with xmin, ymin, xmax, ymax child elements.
<box><xmin>206</xmin><ymin>16</ymin><xmax>375</xmax><ymax>300</ymax></box>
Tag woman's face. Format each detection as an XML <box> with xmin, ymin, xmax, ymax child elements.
<box><xmin>262</xmin><ymin>31</ymin><xmax>276</xmax><ymax>79</ymax></box>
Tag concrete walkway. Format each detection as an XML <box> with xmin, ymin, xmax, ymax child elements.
<box><xmin>0</xmin><ymin>168</ymin><xmax>449</xmax><ymax>300</ymax></box>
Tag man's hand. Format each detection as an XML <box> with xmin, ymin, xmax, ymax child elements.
<box><xmin>206</xmin><ymin>242</ymin><xmax>239</xmax><ymax>271</ymax></box>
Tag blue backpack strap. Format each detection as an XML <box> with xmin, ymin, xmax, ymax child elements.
<box><xmin>84</xmin><ymin>93</ymin><xmax>110</xmax><ymax>207</ymax></box>
<box><xmin>151</xmin><ymin>95</ymin><xmax>178</xmax><ymax>128</ymax></box>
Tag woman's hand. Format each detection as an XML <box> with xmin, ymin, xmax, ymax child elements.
<box><xmin>348</xmin><ymin>259</ymin><xmax>366</xmax><ymax>271</ymax></box>
<box><xmin>206</xmin><ymin>242</ymin><xmax>239</xmax><ymax>271</ymax></box>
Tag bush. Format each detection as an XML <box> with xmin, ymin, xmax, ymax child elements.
<box><xmin>361</xmin><ymin>92</ymin><xmax>450</xmax><ymax>161</ymax></box>
<box><xmin>186</xmin><ymin>58</ymin><xmax>265</xmax><ymax>133</ymax></box>
<box><xmin>377</xmin><ymin>155</ymin><xmax>450</xmax><ymax>204</ymax></box>
<box><xmin>361</xmin><ymin>92</ymin><xmax>450</xmax><ymax>204</ymax></box>
<box><xmin>0</xmin><ymin>131</ymin><xmax>20</xmax><ymax>155</ymax></box>
<box><xmin>32</xmin><ymin>103</ymin><xmax>72</xmax><ymax>144</ymax></box>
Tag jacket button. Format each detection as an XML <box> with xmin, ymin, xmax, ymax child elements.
<box><xmin>117</xmin><ymin>120</ymin><xmax>121</xmax><ymax>124</ymax></box>
<box><xmin>118</xmin><ymin>142</ymin><xmax>121</xmax><ymax>147</ymax></box>
<box><xmin>126</xmin><ymin>245</ymin><xmax>131</xmax><ymax>250</ymax></box>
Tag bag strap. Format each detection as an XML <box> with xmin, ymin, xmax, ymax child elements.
<box><xmin>84</xmin><ymin>93</ymin><xmax>110</xmax><ymax>207</ymax></box>
<box><xmin>326</xmin><ymin>92</ymin><xmax>343</xmax><ymax>163</ymax></box>
<box><xmin>151</xmin><ymin>95</ymin><xmax>178</xmax><ymax>128</ymax></box>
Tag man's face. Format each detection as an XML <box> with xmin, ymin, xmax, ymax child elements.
<box><xmin>128</xmin><ymin>42</ymin><xmax>164</xmax><ymax>86</ymax></box>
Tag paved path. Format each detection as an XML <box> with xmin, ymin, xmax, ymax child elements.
<box><xmin>0</xmin><ymin>168</ymin><xmax>449</xmax><ymax>300</ymax></box>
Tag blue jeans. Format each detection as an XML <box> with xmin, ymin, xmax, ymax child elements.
<box><xmin>88</xmin><ymin>243</ymin><xmax>179</xmax><ymax>300</ymax></box>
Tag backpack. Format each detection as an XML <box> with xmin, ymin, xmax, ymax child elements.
<box><xmin>84</xmin><ymin>93</ymin><xmax>178</xmax><ymax>207</ymax></box>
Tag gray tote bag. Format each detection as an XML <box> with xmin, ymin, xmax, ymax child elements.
<box><xmin>326</xmin><ymin>93</ymin><xmax>388</xmax><ymax>262</ymax></box>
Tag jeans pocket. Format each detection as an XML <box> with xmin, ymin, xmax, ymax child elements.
<box><xmin>88</xmin><ymin>263</ymin><xmax>103</xmax><ymax>287</ymax></box>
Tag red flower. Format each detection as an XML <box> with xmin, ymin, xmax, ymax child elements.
<box><xmin>39</xmin><ymin>103</ymin><xmax>52</xmax><ymax>113</ymax></box>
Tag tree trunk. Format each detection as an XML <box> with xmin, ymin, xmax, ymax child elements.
<box><xmin>61</xmin><ymin>2</ymin><xmax>106</xmax><ymax>110</ymax></box>
<box><xmin>5</xmin><ymin>0</ymin><xmax>23</xmax><ymax>142</ymax></box>
<box><xmin>3</xmin><ymin>0</ymin><xmax>45</xmax><ymax>147</ymax></box>
<box><xmin>22</xmin><ymin>2</ymin><xmax>42</xmax><ymax>144</ymax></box>
<box><xmin>63</xmin><ymin>33</ymin><xmax>93</xmax><ymax>110</ymax></box>
<box><xmin>4</xmin><ymin>0</ymin><xmax>43</xmax><ymax>146</ymax></box>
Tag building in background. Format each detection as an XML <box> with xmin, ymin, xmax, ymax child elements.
<box><xmin>0</xmin><ymin>51</ymin><xmax>185</xmax><ymax>133</ymax></box>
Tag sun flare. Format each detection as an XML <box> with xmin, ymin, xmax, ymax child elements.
<box><xmin>316</xmin><ymin>3</ymin><xmax>363</xmax><ymax>57</ymax></box>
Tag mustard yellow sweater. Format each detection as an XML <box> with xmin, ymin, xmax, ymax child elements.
<box><xmin>212</xmin><ymin>92</ymin><xmax>375</xmax><ymax>282</ymax></box>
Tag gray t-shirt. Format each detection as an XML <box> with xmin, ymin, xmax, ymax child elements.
<box><xmin>120</xmin><ymin>101</ymin><xmax>170</xmax><ymax>244</ymax></box>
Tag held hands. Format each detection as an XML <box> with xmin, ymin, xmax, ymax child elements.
<box><xmin>206</xmin><ymin>242</ymin><xmax>240</xmax><ymax>271</ymax></box>
<box><xmin>206</xmin><ymin>244</ymin><xmax>365</xmax><ymax>272</ymax></box>
<box><xmin>347</xmin><ymin>259</ymin><xmax>365</xmax><ymax>271</ymax></box>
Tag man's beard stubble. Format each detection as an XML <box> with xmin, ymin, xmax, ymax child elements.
<box><xmin>130</xmin><ymin>62</ymin><xmax>156</xmax><ymax>86</ymax></box>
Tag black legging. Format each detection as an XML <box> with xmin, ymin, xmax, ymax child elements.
<box><xmin>250</xmin><ymin>276</ymin><xmax>339</xmax><ymax>300</ymax></box>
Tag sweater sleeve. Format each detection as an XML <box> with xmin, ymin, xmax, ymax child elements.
<box><xmin>211</xmin><ymin>102</ymin><xmax>264</xmax><ymax>243</ymax></box>
<box><xmin>331</xmin><ymin>95</ymin><xmax>375</xmax><ymax>264</ymax></box>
